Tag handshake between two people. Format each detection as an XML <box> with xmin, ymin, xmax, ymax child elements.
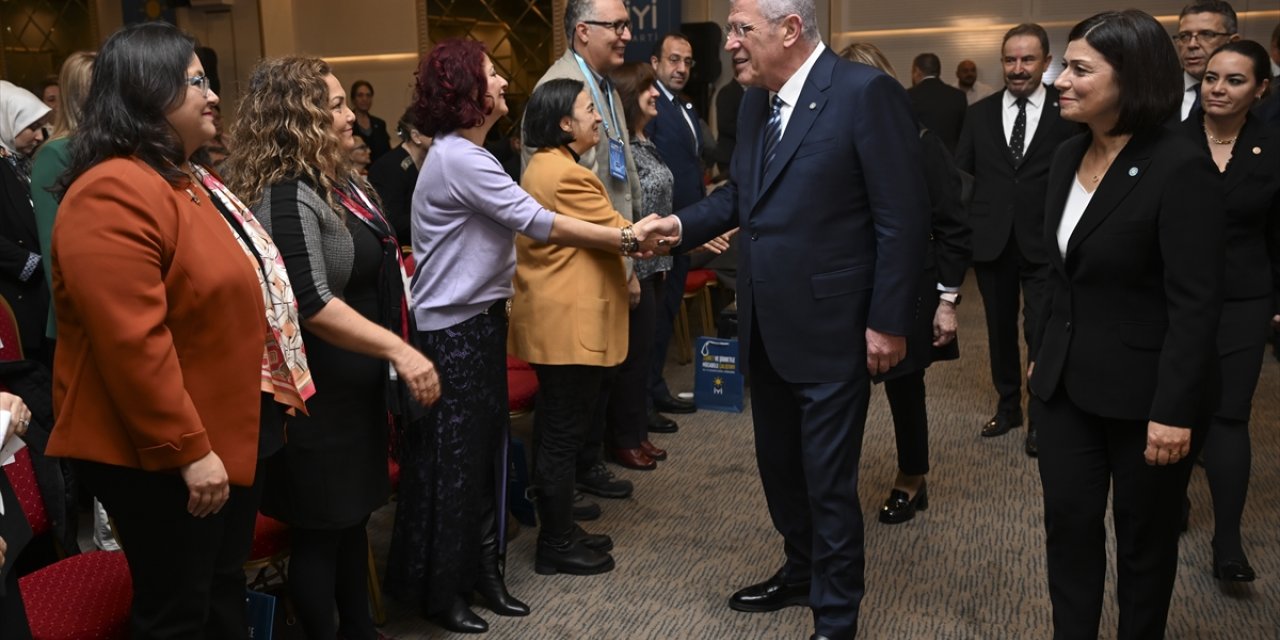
<box><xmin>628</xmin><ymin>213</ymin><xmax>737</xmax><ymax>259</ymax></box>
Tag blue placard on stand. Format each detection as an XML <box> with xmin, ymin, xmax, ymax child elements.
<box><xmin>694</xmin><ymin>337</ymin><xmax>744</xmax><ymax>412</ymax></box>
<box><xmin>246</xmin><ymin>589</ymin><xmax>275</xmax><ymax>640</ymax></box>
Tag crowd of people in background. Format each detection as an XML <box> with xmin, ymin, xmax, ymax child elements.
<box><xmin>0</xmin><ymin>0</ymin><xmax>1276</xmax><ymax>639</ymax></box>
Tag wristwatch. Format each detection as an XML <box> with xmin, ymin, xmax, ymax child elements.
<box><xmin>939</xmin><ymin>292</ymin><xmax>961</xmax><ymax>306</ymax></box>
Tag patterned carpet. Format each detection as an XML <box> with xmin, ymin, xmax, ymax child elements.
<box><xmin>366</xmin><ymin>277</ymin><xmax>1280</xmax><ymax>639</ymax></box>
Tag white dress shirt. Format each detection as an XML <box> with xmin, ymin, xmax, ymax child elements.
<box><xmin>1002</xmin><ymin>84</ymin><xmax>1047</xmax><ymax>150</ymax></box>
<box><xmin>1057</xmin><ymin>177</ymin><xmax>1095</xmax><ymax>258</ymax></box>
<box><xmin>772</xmin><ymin>42</ymin><xmax>828</xmax><ymax>137</ymax></box>
<box><xmin>1181</xmin><ymin>72</ymin><xmax>1200</xmax><ymax>121</ymax></box>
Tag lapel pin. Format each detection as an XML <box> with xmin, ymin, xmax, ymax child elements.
<box><xmin>1053</xmin><ymin>101</ymin><xmax>1059</xmax><ymax>107</ymax></box>
<box><xmin>1252</xmin><ymin>146</ymin><xmax>1261</xmax><ymax>155</ymax></box>
<box><xmin>1128</xmin><ymin>166</ymin><xmax>1138</xmax><ymax>177</ymax></box>
<box><xmin>809</xmin><ymin>102</ymin><xmax>816</xmax><ymax>109</ymax></box>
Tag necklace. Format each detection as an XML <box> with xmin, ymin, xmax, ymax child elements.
<box><xmin>1204</xmin><ymin>125</ymin><xmax>1238</xmax><ymax>145</ymax></box>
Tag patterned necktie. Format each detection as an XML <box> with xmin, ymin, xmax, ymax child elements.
<box><xmin>1009</xmin><ymin>96</ymin><xmax>1028</xmax><ymax>164</ymax></box>
<box><xmin>763</xmin><ymin>94</ymin><xmax>783</xmax><ymax>173</ymax></box>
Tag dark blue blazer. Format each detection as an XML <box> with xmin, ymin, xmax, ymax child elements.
<box><xmin>675</xmin><ymin>49</ymin><xmax>930</xmax><ymax>383</ymax></box>
<box><xmin>645</xmin><ymin>87</ymin><xmax>704</xmax><ymax>210</ymax></box>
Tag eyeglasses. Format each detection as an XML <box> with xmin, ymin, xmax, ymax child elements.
<box><xmin>665</xmin><ymin>54</ymin><xmax>697</xmax><ymax>68</ymax></box>
<box><xmin>725</xmin><ymin>21</ymin><xmax>762</xmax><ymax>40</ymax></box>
<box><xmin>187</xmin><ymin>74</ymin><xmax>210</xmax><ymax>98</ymax></box>
<box><xmin>1172</xmin><ymin>30</ymin><xmax>1234</xmax><ymax>44</ymax></box>
<box><xmin>582</xmin><ymin>19</ymin><xmax>631</xmax><ymax>36</ymax></box>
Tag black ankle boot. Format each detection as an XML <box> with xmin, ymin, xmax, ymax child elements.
<box><xmin>534</xmin><ymin>485</ymin><xmax>615</xmax><ymax>576</ymax></box>
<box><xmin>475</xmin><ymin>507</ymin><xmax>530</xmax><ymax>616</ymax></box>
<box><xmin>573</xmin><ymin>523</ymin><xmax>613</xmax><ymax>552</ymax></box>
<box><xmin>430</xmin><ymin>595</ymin><xmax>488</xmax><ymax>633</ymax></box>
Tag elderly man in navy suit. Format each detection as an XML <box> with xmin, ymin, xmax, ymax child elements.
<box><xmin>645</xmin><ymin>32</ymin><xmax>705</xmax><ymax>428</ymax></box>
<box><xmin>663</xmin><ymin>0</ymin><xmax>929</xmax><ymax>637</ymax></box>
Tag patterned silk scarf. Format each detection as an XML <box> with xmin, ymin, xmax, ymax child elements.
<box><xmin>191</xmin><ymin>164</ymin><xmax>315</xmax><ymax>414</ymax></box>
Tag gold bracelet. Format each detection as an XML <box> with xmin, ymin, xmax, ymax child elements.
<box><xmin>620</xmin><ymin>225</ymin><xmax>638</xmax><ymax>254</ymax></box>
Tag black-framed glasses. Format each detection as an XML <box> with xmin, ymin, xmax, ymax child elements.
<box><xmin>1172</xmin><ymin>30</ymin><xmax>1234</xmax><ymax>44</ymax></box>
<box><xmin>725</xmin><ymin>21</ymin><xmax>762</xmax><ymax>40</ymax></box>
<box><xmin>583</xmin><ymin>19</ymin><xmax>631</xmax><ymax>36</ymax></box>
<box><xmin>187</xmin><ymin>74</ymin><xmax>210</xmax><ymax>98</ymax></box>
<box><xmin>665</xmin><ymin>54</ymin><xmax>696</xmax><ymax>68</ymax></box>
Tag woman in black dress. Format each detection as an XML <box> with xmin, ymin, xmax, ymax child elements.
<box><xmin>0</xmin><ymin>80</ymin><xmax>51</xmax><ymax>365</ymax></box>
<box><xmin>226</xmin><ymin>56</ymin><xmax>440</xmax><ymax>640</ymax></box>
<box><xmin>1183</xmin><ymin>39</ymin><xmax>1279</xmax><ymax>583</ymax></box>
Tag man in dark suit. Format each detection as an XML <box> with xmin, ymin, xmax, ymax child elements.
<box><xmin>907</xmin><ymin>53</ymin><xmax>967</xmax><ymax>152</ymax></box>
<box><xmin>1174</xmin><ymin>1</ymin><xmax>1240</xmax><ymax>122</ymax></box>
<box><xmin>1257</xmin><ymin>22</ymin><xmax>1280</xmax><ymax>126</ymax></box>
<box><xmin>644</xmin><ymin>32</ymin><xmax>704</xmax><ymax>429</ymax></box>
<box><xmin>956</xmin><ymin>23</ymin><xmax>1080</xmax><ymax>456</ymax></box>
<box><xmin>664</xmin><ymin>1</ymin><xmax>929</xmax><ymax>637</ymax></box>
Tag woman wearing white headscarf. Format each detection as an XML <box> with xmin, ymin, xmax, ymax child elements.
<box><xmin>0</xmin><ymin>80</ymin><xmax>52</xmax><ymax>363</ymax></box>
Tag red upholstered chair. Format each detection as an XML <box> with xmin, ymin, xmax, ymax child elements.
<box><xmin>673</xmin><ymin>269</ymin><xmax>719</xmax><ymax>364</ymax></box>
<box><xmin>244</xmin><ymin>513</ymin><xmax>290</xmax><ymax>592</ymax></box>
<box><xmin>6</xmin><ymin>448</ymin><xmax>132</xmax><ymax>640</ymax></box>
<box><xmin>507</xmin><ymin>355</ymin><xmax>538</xmax><ymax>419</ymax></box>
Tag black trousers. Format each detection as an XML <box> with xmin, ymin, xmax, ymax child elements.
<box><xmin>604</xmin><ymin>277</ymin><xmax>657</xmax><ymax>450</ymax></box>
<box><xmin>748</xmin><ymin>322</ymin><xmax>869</xmax><ymax>640</ymax></box>
<box><xmin>649</xmin><ymin>256</ymin><xmax>690</xmax><ymax>400</ymax></box>
<box><xmin>532</xmin><ymin>364</ymin><xmax>613</xmax><ymax>495</ymax></box>
<box><xmin>974</xmin><ymin>238</ymin><xmax>1048</xmax><ymax>416</ymax></box>
<box><xmin>77</xmin><ymin>459</ymin><xmax>262</xmax><ymax>640</ymax></box>
<box><xmin>884</xmin><ymin>369</ymin><xmax>929</xmax><ymax>476</ymax></box>
<box><xmin>1036</xmin><ymin>393</ymin><xmax>1203</xmax><ymax>639</ymax></box>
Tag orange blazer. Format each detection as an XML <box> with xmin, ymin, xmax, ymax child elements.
<box><xmin>509</xmin><ymin>147</ymin><xmax>629</xmax><ymax>367</ymax></box>
<box><xmin>48</xmin><ymin>158</ymin><xmax>267</xmax><ymax>486</ymax></box>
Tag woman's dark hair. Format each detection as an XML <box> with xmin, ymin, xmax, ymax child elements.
<box><xmin>350</xmin><ymin>79</ymin><xmax>373</xmax><ymax>100</ymax></box>
<box><xmin>609</xmin><ymin>62</ymin><xmax>657</xmax><ymax>137</ymax></box>
<box><xmin>412</xmin><ymin>39</ymin><xmax>491</xmax><ymax>137</ymax></box>
<box><xmin>523</xmin><ymin>78</ymin><xmax>583</xmax><ymax>150</ymax></box>
<box><xmin>1206</xmin><ymin>40</ymin><xmax>1274</xmax><ymax>99</ymax></box>
<box><xmin>1066</xmin><ymin>10</ymin><xmax>1181</xmax><ymax>135</ymax></box>
<box><xmin>56</xmin><ymin>21</ymin><xmax>197</xmax><ymax>198</ymax></box>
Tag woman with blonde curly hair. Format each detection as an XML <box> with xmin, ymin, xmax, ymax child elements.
<box><xmin>225</xmin><ymin>56</ymin><xmax>440</xmax><ymax>640</ymax></box>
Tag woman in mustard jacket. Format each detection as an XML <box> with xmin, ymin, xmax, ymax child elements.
<box><xmin>510</xmin><ymin>78</ymin><xmax>634</xmax><ymax>578</ymax></box>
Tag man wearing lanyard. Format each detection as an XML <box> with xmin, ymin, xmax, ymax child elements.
<box><xmin>524</xmin><ymin>0</ymin><xmax>643</xmax><ymax>512</ymax></box>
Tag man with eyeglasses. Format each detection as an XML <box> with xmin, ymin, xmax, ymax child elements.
<box><xmin>667</xmin><ymin>0</ymin><xmax>929</xmax><ymax>638</ymax></box>
<box><xmin>644</xmin><ymin>32</ymin><xmax>705</xmax><ymax>428</ymax></box>
<box><xmin>1174</xmin><ymin>1</ymin><xmax>1240</xmax><ymax>121</ymax></box>
<box><xmin>523</xmin><ymin>0</ymin><xmax>644</xmax><ymax>513</ymax></box>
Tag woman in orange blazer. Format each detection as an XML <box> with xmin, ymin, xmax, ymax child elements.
<box><xmin>48</xmin><ymin>23</ymin><xmax>312</xmax><ymax>639</ymax></box>
<box><xmin>509</xmin><ymin>78</ymin><xmax>635</xmax><ymax>577</ymax></box>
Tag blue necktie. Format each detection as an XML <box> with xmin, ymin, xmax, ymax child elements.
<box><xmin>762</xmin><ymin>95</ymin><xmax>783</xmax><ymax>173</ymax></box>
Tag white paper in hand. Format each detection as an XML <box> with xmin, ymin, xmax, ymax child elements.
<box><xmin>0</xmin><ymin>409</ymin><xmax>26</xmax><ymax>466</ymax></box>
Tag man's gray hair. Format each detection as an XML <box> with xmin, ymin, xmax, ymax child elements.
<box><xmin>737</xmin><ymin>0</ymin><xmax>820</xmax><ymax>43</ymax></box>
<box><xmin>565</xmin><ymin>0</ymin><xmax>597</xmax><ymax>40</ymax></box>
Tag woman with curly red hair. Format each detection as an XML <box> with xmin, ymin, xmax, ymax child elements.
<box><xmin>385</xmin><ymin>39</ymin><xmax>670</xmax><ymax>633</ymax></box>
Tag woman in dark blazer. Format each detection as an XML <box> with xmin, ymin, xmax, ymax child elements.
<box><xmin>0</xmin><ymin>80</ymin><xmax>51</xmax><ymax>364</ymax></box>
<box><xmin>839</xmin><ymin>42</ymin><xmax>972</xmax><ymax>524</ymax></box>
<box><xmin>1181</xmin><ymin>40</ymin><xmax>1279</xmax><ymax>583</ymax></box>
<box><xmin>1031</xmin><ymin>11</ymin><xmax>1225</xmax><ymax>639</ymax></box>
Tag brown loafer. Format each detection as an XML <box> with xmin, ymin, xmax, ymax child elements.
<box><xmin>609</xmin><ymin>448</ymin><xmax>656</xmax><ymax>471</ymax></box>
<box><xmin>639</xmin><ymin>439</ymin><xmax>668</xmax><ymax>461</ymax></box>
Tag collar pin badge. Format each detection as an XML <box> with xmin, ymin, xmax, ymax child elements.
<box><xmin>1128</xmin><ymin>167</ymin><xmax>1138</xmax><ymax>177</ymax></box>
<box><xmin>1252</xmin><ymin>146</ymin><xmax>1262</xmax><ymax>155</ymax></box>
<box><xmin>809</xmin><ymin>102</ymin><xmax>816</xmax><ymax>109</ymax></box>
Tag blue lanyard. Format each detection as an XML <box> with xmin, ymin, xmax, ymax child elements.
<box><xmin>572</xmin><ymin>52</ymin><xmax>621</xmax><ymax>139</ymax></box>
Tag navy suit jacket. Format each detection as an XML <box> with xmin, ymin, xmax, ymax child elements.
<box><xmin>675</xmin><ymin>48</ymin><xmax>930</xmax><ymax>383</ymax></box>
<box><xmin>646</xmin><ymin>87</ymin><xmax>704</xmax><ymax>210</ymax></box>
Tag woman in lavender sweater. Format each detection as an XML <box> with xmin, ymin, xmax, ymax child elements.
<box><xmin>385</xmin><ymin>39</ymin><xmax>671</xmax><ymax>634</ymax></box>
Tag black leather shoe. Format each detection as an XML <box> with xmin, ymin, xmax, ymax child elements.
<box><xmin>653</xmin><ymin>393</ymin><xmax>696</xmax><ymax>414</ymax></box>
<box><xmin>576</xmin><ymin>462</ymin><xmax>633</xmax><ymax>499</ymax></box>
<box><xmin>573</xmin><ymin>524</ymin><xmax>614</xmax><ymax>552</ymax></box>
<box><xmin>430</xmin><ymin>596</ymin><xmax>488</xmax><ymax>633</ymax></box>
<box><xmin>728</xmin><ymin>570</ymin><xmax>809</xmax><ymax>612</ymax></box>
<box><xmin>1024</xmin><ymin>425</ymin><xmax>1038</xmax><ymax>457</ymax></box>
<box><xmin>1213</xmin><ymin>555</ymin><xmax>1256</xmax><ymax>582</ymax></box>
<box><xmin>879</xmin><ymin>481</ymin><xmax>927</xmax><ymax>524</ymax></box>
<box><xmin>981</xmin><ymin>412</ymin><xmax>1023</xmax><ymax>437</ymax></box>
<box><xmin>647</xmin><ymin>406</ymin><xmax>679</xmax><ymax>434</ymax></box>
<box><xmin>571</xmin><ymin>490</ymin><xmax>601</xmax><ymax>521</ymax></box>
